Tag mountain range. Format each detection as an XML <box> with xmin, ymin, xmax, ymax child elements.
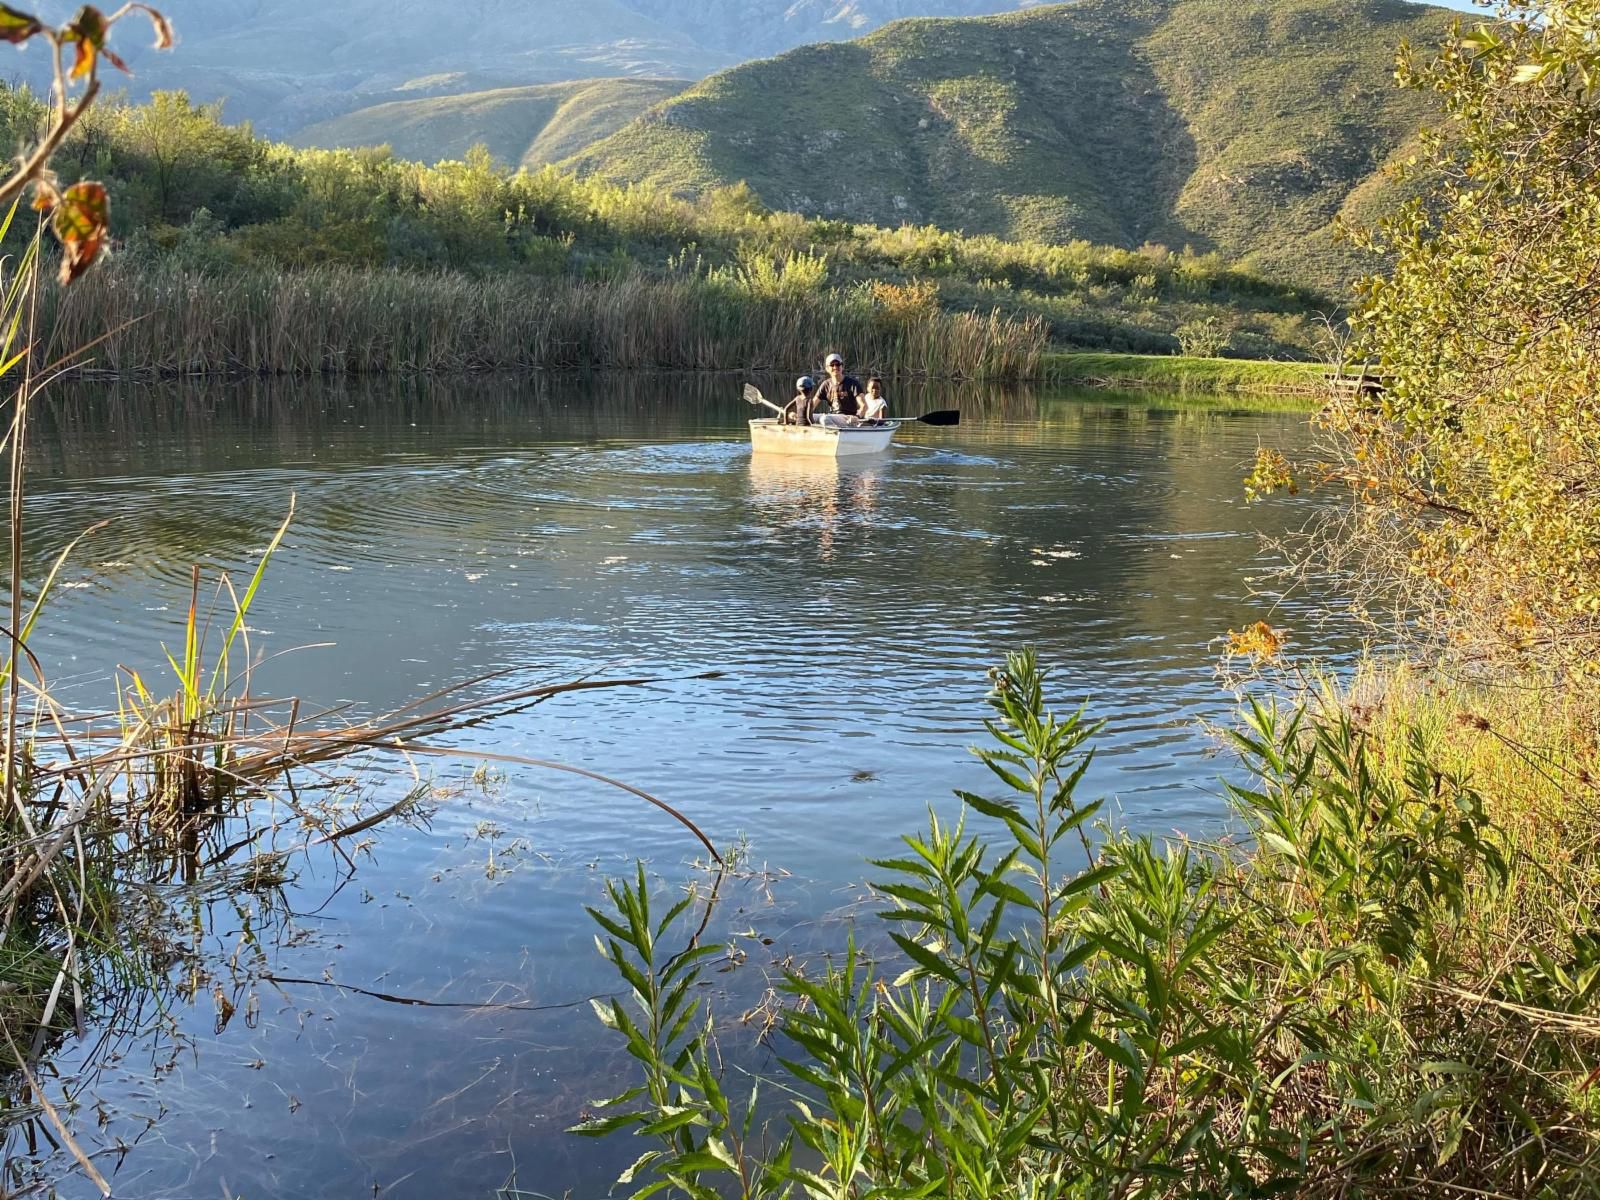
<box><xmin>554</xmin><ymin>0</ymin><xmax>1453</xmax><ymax>287</ymax></box>
<box><xmin>13</xmin><ymin>0</ymin><xmax>1044</xmax><ymax>136</ymax></box>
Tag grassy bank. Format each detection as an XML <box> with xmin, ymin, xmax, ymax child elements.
<box><xmin>577</xmin><ymin>652</ymin><xmax>1600</xmax><ymax>1197</ymax></box>
<box><xmin>1044</xmin><ymin>350</ymin><xmax>1328</xmax><ymax>395</ymax></box>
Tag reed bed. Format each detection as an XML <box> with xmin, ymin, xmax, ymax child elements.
<box><xmin>44</xmin><ymin>263</ymin><xmax>1048</xmax><ymax>380</ymax></box>
<box><xmin>1</xmin><ymin>510</ymin><xmax>725</xmax><ymax>1192</ymax></box>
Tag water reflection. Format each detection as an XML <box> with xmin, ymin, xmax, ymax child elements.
<box><xmin>5</xmin><ymin>375</ymin><xmax>1339</xmax><ymax>1199</ymax></box>
<box><xmin>746</xmin><ymin>453</ymin><xmax>888</xmax><ymax>562</ymax></box>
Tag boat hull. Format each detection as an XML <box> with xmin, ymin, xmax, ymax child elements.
<box><xmin>749</xmin><ymin>418</ymin><xmax>896</xmax><ymax>458</ymax></box>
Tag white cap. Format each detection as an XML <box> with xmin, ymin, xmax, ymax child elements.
<box><xmin>824</xmin><ymin>352</ymin><xmax>843</xmax><ymax>366</ymax></box>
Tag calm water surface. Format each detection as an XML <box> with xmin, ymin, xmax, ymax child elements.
<box><xmin>12</xmin><ymin>376</ymin><xmax>1339</xmax><ymax>1198</ymax></box>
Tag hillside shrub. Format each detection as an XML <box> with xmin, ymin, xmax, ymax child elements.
<box><xmin>867</xmin><ymin>278</ymin><xmax>940</xmax><ymax>325</ymax></box>
<box><xmin>1174</xmin><ymin>316</ymin><xmax>1228</xmax><ymax>358</ymax></box>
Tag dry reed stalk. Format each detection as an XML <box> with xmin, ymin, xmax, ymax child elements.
<box><xmin>44</xmin><ymin>264</ymin><xmax>1048</xmax><ymax>380</ymax></box>
<box><xmin>22</xmin><ymin>669</ymin><xmax>728</xmax><ymax>882</ymax></box>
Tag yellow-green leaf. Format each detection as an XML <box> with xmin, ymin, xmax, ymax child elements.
<box><xmin>0</xmin><ymin>3</ymin><xmax>41</xmax><ymax>43</ymax></box>
<box><xmin>52</xmin><ymin>180</ymin><xmax>109</xmax><ymax>284</ymax></box>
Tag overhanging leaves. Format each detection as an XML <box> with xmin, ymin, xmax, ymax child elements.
<box><xmin>0</xmin><ymin>3</ymin><xmax>41</xmax><ymax>44</ymax></box>
<box><xmin>51</xmin><ymin>179</ymin><xmax>109</xmax><ymax>284</ymax></box>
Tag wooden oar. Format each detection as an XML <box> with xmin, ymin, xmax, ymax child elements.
<box><xmin>742</xmin><ymin>383</ymin><xmax>960</xmax><ymax>426</ymax></box>
<box><xmin>743</xmin><ymin>383</ymin><xmax>785</xmax><ymax>415</ymax></box>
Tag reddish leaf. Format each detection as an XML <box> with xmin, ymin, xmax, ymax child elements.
<box><xmin>30</xmin><ymin>180</ymin><xmax>57</xmax><ymax>211</ymax></box>
<box><xmin>0</xmin><ymin>4</ymin><xmax>41</xmax><ymax>44</ymax></box>
<box><xmin>52</xmin><ymin>180</ymin><xmax>109</xmax><ymax>284</ymax></box>
<box><xmin>64</xmin><ymin>5</ymin><xmax>108</xmax><ymax>79</ymax></box>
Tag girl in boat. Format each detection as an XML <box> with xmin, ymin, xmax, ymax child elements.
<box><xmin>862</xmin><ymin>376</ymin><xmax>889</xmax><ymax>423</ymax></box>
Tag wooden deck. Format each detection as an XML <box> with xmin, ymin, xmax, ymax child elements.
<box><xmin>1324</xmin><ymin>371</ymin><xmax>1388</xmax><ymax>397</ymax></box>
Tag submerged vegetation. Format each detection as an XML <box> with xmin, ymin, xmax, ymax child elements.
<box><xmin>0</xmin><ymin>85</ymin><xmax>1330</xmax><ymax>376</ymax></box>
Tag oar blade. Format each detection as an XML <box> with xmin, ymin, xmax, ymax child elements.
<box><xmin>743</xmin><ymin>383</ymin><xmax>766</xmax><ymax>407</ymax></box>
<box><xmin>916</xmin><ymin>410</ymin><xmax>961</xmax><ymax>427</ymax></box>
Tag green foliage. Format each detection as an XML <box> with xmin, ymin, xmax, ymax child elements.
<box><xmin>727</xmin><ymin>248</ymin><xmax>830</xmax><ymax>304</ymax></box>
<box><xmin>1328</xmin><ymin>0</ymin><xmax>1600</xmax><ymax>670</ymax></box>
<box><xmin>1173</xmin><ymin>316</ymin><xmax>1228</xmax><ymax>359</ymax></box>
<box><xmin>579</xmin><ymin>652</ymin><xmax>1600</xmax><ymax>1197</ymax></box>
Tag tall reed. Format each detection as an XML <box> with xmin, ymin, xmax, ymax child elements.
<box><xmin>43</xmin><ymin>262</ymin><xmax>1047</xmax><ymax>379</ymax></box>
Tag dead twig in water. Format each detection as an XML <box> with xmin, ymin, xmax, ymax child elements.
<box><xmin>261</xmin><ymin>974</ymin><xmax>618</xmax><ymax>1013</ymax></box>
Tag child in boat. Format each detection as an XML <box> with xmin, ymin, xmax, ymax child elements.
<box><xmin>784</xmin><ymin>376</ymin><xmax>817</xmax><ymax>425</ymax></box>
<box><xmin>861</xmin><ymin>376</ymin><xmax>889</xmax><ymax>423</ymax></box>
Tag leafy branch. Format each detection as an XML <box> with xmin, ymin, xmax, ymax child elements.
<box><xmin>0</xmin><ymin>2</ymin><xmax>173</xmax><ymax>282</ymax></box>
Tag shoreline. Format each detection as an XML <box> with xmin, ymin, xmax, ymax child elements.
<box><xmin>1041</xmin><ymin>351</ymin><xmax>1327</xmax><ymax>397</ymax></box>
<box><xmin>56</xmin><ymin>352</ymin><xmax>1328</xmax><ymax>397</ymax></box>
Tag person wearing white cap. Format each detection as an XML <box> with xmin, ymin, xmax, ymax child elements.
<box><xmin>814</xmin><ymin>352</ymin><xmax>864</xmax><ymax>419</ymax></box>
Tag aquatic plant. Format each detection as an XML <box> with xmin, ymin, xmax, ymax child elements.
<box><xmin>43</xmin><ymin>261</ymin><xmax>1048</xmax><ymax>379</ymax></box>
<box><xmin>578</xmin><ymin>649</ymin><xmax>1600</xmax><ymax>1198</ymax></box>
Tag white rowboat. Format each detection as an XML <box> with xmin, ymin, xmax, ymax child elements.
<box><xmin>748</xmin><ymin>417</ymin><xmax>897</xmax><ymax>458</ymax></box>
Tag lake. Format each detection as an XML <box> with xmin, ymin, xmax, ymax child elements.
<box><xmin>10</xmin><ymin>374</ymin><xmax>1339</xmax><ymax>1198</ymax></box>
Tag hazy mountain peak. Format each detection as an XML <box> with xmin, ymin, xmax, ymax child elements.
<box><xmin>12</xmin><ymin>0</ymin><xmax>1043</xmax><ymax>134</ymax></box>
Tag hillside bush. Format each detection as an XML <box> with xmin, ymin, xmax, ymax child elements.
<box><xmin>1174</xmin><ymin>316</ymin><xmax>1228</xmax><ymax>358</ymax></box>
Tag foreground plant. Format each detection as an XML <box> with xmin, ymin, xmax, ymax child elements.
<box><xmin>578</xmin><ymin>650</ymin><xmax>1600</xmax><ymax>1198</ymax></box>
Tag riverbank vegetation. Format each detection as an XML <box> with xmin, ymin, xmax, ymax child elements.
<box><xmin>1314</xmin><ymin>0</ymin><xmax>1600</xmax><ymax>675</ymax></box>
<box><xmin>581</xmin><ymin>651</ymin><xmax>1600</xmax><ymax>1198</ymax></box>
<box><xmin>575</xmin><ymin>3</ymin><xmax>1600</xmax><ymax>1195</ymax></box>
<box><xmin>0</xmin><ymin>85</ymin><xmax>1331</xmax><ymax>376</ymax></box>
<box><xmin>0</xmin><ymin>14</ymin><xmax>731</xmax><ymax>1185</ymax></box>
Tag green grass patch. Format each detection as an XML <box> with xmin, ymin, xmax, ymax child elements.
<box><xmin>1041</xmin><ymin>350</ymin><xmax>1326</xmax><ymax>397</ymax></box>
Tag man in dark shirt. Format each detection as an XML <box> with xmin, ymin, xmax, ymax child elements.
<box><xmin>814</xmin><ymin>352</ymin><xmax>864</xmax><ymax>417</ymax></box>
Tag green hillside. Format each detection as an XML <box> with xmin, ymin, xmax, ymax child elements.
<box><xmin>562</xmin><ymin>0</ymin><xmax>1454</xmax><ymax>287</ymax></box>
<box><xmin>293</xmin><ymin>79</ymin><xmax>689</xmax><ymax>169</ymax></box>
